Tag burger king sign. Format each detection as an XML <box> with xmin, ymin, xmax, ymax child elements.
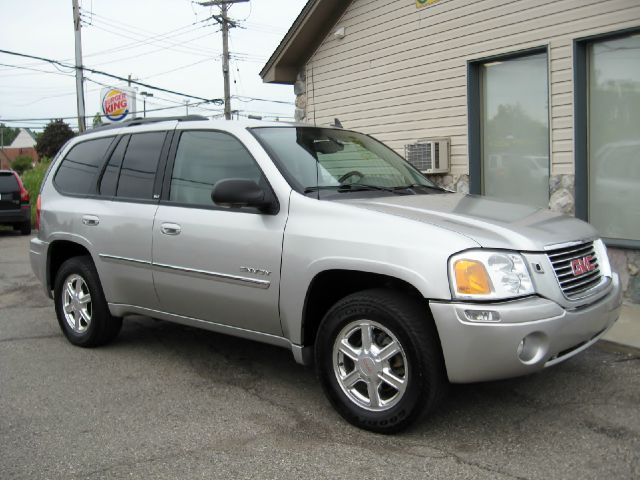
<box><xmin>100</xmin><ymin>87</ymin><xmax>136</xmax><ymax>123</ymax></box>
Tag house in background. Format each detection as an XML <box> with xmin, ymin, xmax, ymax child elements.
<box><xmin>261</xmin><ymin>0</ymin><xmax>640</xmax><ymax>304</ymax></box>
<box><xmin>0</xmin><ymin>149</ymin><xmax>11</xmax><ymax>170</ymax></box>
<box><xmin>2</xmin><ymin>128</ymin><xmax>39</xmax><ymax>166</ymax></box>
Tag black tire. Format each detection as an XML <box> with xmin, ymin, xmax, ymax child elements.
<box><xmin>19</xmin><ymin>221</ymin><xmax>31</xmax><ymax>235</ymax></box>
<box><xmin>53</xmin><ymin>255</ymin><xmax>122</xmax><ymax>347</ymax></box>
<box><xmin>315</xmin><ymin>288</ymin><xmax>447</xmax><ymax>433</ymax></box>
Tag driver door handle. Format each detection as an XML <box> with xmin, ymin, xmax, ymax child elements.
<box><xmin>160</xmin><ymin>223</ymin><xmax>182</xmax><ymax>236</ymax></box>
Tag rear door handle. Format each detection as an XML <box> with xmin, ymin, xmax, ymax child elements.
<box><xmin>82</xmin><ymin>215</ymin><xmax>100</xmax><ymax>226</ymax></box>
<box><xmin>160</xmin><ymin>223</ymin><xmax>182</xmax><ymax>236</ymax></box>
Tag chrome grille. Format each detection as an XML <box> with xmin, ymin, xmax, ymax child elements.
<box><xmin>547</xmin><ymin>242</ymin><xmax>602</xmax><ymax>299</ymax></box>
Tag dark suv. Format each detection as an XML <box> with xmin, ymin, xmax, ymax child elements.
<box><xmin>0</xmin><ymin>169</ymin><xmax>31</xmax><ymax>235</ymax></box>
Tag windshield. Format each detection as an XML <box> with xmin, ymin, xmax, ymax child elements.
<box><xmin>251</xmin><ymin>127</ymin><xmax>439</xmax><ymax>195</ymax></box>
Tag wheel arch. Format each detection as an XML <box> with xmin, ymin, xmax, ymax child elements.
<box><xmin>300</xmin><ymin>268</ymin><xmax>437</xmax><ymax>352</ymax></box>
<box><xmin>46</xmin><ymin>238</ymin><xmax>94</xmax><ymax>293</ymax></box>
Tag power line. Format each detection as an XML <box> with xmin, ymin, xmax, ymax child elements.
<box><xmin>82</xmin><ymin>13</ymin><xmax>218</xmax><ymax>58</ymax></box>
<box><xmin>232</xmin><ymin>95</ymin><xmax>295</xmax><ymax>106</ymax></box>
<box><xmin>0</xmin><ymin>48</ymin><xmax>223</xmax><ymax>105</ymax></box>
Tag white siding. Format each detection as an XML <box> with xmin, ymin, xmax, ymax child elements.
<box><xmin>303</xmin><ymin>0</ymin><xmax>640</xmax><ymax>175</ymax></box>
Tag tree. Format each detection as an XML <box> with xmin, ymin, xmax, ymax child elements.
<box><xmin>92</xmin><ymin>112</ymin><xmax>103</xmax><ymax>128</ymax></box>
<box><xmin>11</xmin><ymin>155</ymin><xmax>33</xmax><ymax>175</ymax></box>
<box><xmin>0</xmin><ymin>124</ymin><xmax>20</xmax><ymax>147</ymax></box>
<box><xmin>35</xmin><ymin>119</ymin><xmax>75</xmax><ymax>159</ymax></box>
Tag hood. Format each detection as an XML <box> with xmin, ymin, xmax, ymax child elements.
<box><xmin>339</xmin><ymin>193</ymin><xmax>598</xmax><ymax>251</ymax></box>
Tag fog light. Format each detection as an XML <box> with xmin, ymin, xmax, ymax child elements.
<box><xmin>516</xmin><ymin>332</ymin><xmax>548</xmax><ymax>364</ymax></box>
<box><xmin>463</xmin><ymin>310</ymin><xmax>501</xmax><ymax>323</ymax></box>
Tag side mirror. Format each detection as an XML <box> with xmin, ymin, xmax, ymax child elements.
<box><xmin>211</xmin><ymin>178</ymin><xmax>276</xmax><ymax>213</ymax></box>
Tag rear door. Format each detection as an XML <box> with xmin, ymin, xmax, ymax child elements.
<box><xmin>151</xmin><ymin>129</ymin><xmax>286</xmax><ymax>335</ymax></box>
<box><xmin>76</xmin><ymin>130</ymin><xmax>171</xmax><ymax>310</ymax></box>
<box><xmin>0</xmin><ymin>171</ymin><xmax>20</xmax><ymax>212</ymax></box>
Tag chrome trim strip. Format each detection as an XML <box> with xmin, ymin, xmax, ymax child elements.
<box><xmin>152</xmin><ymin>262</ymin><xmax>271</xmax><ymax>289</ymax></box>
<box><xmin>99</xmin><ymin>255</ymin><xmax>270</xmax><ymax>289</ymax></box>
<box><xmin>99</xmin><ymin>254</ymin><xmax>151</xmax><ymax>266</ymax></box>
<box><xmin>108</xmin><ymin>303</ymin><xmax>289</xmax><ymax>348</ymax></box>
<box><xmin>543</xmin><ymin>237</ymin><xmax>597</xmax><ymax>251</ymax></box>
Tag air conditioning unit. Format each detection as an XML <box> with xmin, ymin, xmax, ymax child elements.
<box><xmin>404</xmin><ymin>138</ymin><xmax>450</xmax><ymax>174</ymax></box>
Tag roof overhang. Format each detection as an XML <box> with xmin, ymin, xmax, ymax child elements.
<box><xmin>260</xmin><ymin>0</ymin><xmax>354</xmax><ymax>84</ymax></box>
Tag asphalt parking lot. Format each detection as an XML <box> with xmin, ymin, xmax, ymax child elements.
<box><xmin>1</xmin><ymin>231</ymin><xmax>639</xmax><ymax>479</ymax></box>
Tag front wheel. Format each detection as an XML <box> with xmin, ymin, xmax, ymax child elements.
<box><xmin>53</xmin><ymin>256</ymin><xmax>122</xmax><ymax>347</ymax></box>
<box><xmin>315</xmin><ymin>289</ymin><xmax>447</xmax><ymax>433</ymax></box>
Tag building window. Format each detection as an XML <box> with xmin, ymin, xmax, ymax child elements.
<box><xmin>474</xmin><ymin>51</ymin><xmax>550</xmax><ymax>208</ymax></box>
<box><xmin>586</xmin><ymin>34</ymin><xmax>640</xmax><ymax>243</ymax></box>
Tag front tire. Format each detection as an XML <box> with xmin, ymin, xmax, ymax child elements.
<box><xmin>315</xmin><ymin>288</ymin><xmax>447</xmax><ymax>433</ymax></box>
<box><xmin>53</xmin><ymin>256</ymin><xmax>122</xmax><ymax>347</ymax></box>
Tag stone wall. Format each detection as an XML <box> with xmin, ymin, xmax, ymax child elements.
<box><xmin>609</xmin><ymin>248</ymin><xmax>640</xmax><ymax>303</ymax></box>
<box><xmin>549</xmin><ymin>174</ymin><xmax>575</xmax><ymax>215</ymax></box>
<box><xmin>426</xmin><ymin>174</ymin><xmax>469</xmax><ymax>194</ymax></box>
<box><xmin>294</xmin><ymin>70</ymin><xmax>307</xmax><ymax>122</ymax></box>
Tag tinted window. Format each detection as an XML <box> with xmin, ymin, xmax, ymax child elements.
<box><xmin>116</xmin><ymin>132</ymin><xmax>165</xmax><ymax>200</ymax></box>
<box><xmin>169</xmin><ymin>131</ymin><xmax>262</xmax><ymax>207</ymax></box>
<box><xmin>99</xmin><ymin>136</ymin><xmax>129</xmax><ymax>197</ymax></box>
<box><xmin>54</xmin><ymin>137</ymin><xmax>114</xmax><ymax>195</ymax></box>
<box><xmin>0</xmin><ymin>173</ymin><xmax>19</xmax><ymax>192</ymax></box>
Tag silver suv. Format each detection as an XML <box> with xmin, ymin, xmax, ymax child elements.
<box><xmin>30</xmin><ymin>116</ymin><xmax>622</xmax><ymax>432</ymax></box>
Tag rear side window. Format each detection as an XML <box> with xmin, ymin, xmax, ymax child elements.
<box><xmin>0</xmin><ymin>172</ymin><xmax>19</xmax><ymax>192</ymax></box>
<box><xmin>169</xmin><ymin>131</ymin><xmax>262</xmax><ymax>207</ymax></box>
<box><xmin>116</xmin><ymin>132</ymin><xmax>165</xmax><ymax>200</ymax></box>
<box><xmin>54</xmin><ymin>137</ymin><xmax>113</xmax><ymax>195</ymax></box>
<box><xmin>99</xmin><ymin>136</ymin><xmax>129</xmax><ymax>197</ymax></box>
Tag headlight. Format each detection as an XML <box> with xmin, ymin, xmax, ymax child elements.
<box><xmin>449</xmin><ymin>250</ymin><xmax>535</xmax><ymax>300</ymax></box>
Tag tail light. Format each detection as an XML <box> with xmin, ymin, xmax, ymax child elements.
<box><xmin>36</xmin><ymin>194</ymin><xmax>42</xmax><ymax>230</ymax></box>
<box><xmin>13</xmin><ymin>172</ymin><xmax>29</xmax><ymax>203</ymax></box>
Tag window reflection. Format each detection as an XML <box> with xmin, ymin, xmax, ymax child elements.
<box><xmin>588</xmin><ymin>35</ymin><xmax>640</xmax><ymax>241</ymax></box>
<box><xmin>481</xmin><ymin>53</ymin><xmax>550</xmax><ymax>208</ymax></box>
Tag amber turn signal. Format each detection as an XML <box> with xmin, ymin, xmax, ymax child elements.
<box><xmin>454</xmin><ymin>259</ymin><xmax>492</xmax><ymax>295</ymax></box>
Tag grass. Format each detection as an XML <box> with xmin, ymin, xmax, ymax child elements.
<box><xmin>20</xmin><ymin>159</ymin><xmax>51</xmax><ymax>227</ymax></box>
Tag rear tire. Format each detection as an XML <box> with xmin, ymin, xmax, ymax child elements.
<box><xmin>315</xmin><ymin>288</ymin><xmax>447</xmax><ymax>433</ymax></box>
<box><xmin>19</xmin><ymin>221</ymin><xmax>31</xmax><ymax>235</ymax></box>
<box><xmin>54</xmin><ymin>255</ymin><xmax>122</xmax><ymax>347</ymax></box>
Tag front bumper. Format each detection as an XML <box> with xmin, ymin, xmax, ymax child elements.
<box><xmin>430</xmin><ymin>273</ymin><xmax>622</xmax><ymax>383</ymax></box>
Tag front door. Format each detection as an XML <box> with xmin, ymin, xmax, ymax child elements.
<box><xmin>151</xmin><ymin>130</ymin><xmax>286</xmax><ymax>336</ymax></box>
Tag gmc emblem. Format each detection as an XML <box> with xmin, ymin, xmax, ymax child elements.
<box><xmin>570</xmin><ymin>255</ymin><xmax>596</xmax><ymax>276</ymax></box>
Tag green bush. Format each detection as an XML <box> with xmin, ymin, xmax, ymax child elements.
<box><xmin>11</xmin><ymin>155</ymin><xmax>33</xmax><ymax>175</ymax></box>
<box><xmin>21</xmin><ymin>159</ymin><xmax>51</xmax><ymax>227</ymax></box>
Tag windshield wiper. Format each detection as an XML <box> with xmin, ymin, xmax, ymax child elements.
<box><xmin>391</xmin><ymin>183</ymin><xmax>449</xmax><ymax>192</ymax></box>
<box><xmin>304</xmin><ymin>183</ymin><xmax>398</xmax><ymax>194</ymax></box>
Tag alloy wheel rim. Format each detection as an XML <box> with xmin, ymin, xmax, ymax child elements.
<box><xmin>332</xmin><ymin>319</ymin><xmax>408</xmax><ymax>412</ymax></box>
<box><xmin>62</xmin><ymin>274</ymin><xmax>92</xmax><ymax>334</ymax></box>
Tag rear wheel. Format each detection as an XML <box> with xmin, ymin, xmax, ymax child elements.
<box><xmin>315</xmin><ymin>288</ymin><xmax>447</xmax><ymax>433</ymax></box>
<box><xmin>54</xmin><ymin>256</ymin><xmax>122</xmax><ymax>347</ymax></box>
<box><xmin>19</xmin><ymin>221</ymin><xmax>31</xmax><ymax>235</ymax></box>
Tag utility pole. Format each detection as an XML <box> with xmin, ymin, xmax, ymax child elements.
<box><xmin>198</xmin><ymin>0</ymin><xmax>249</xmax><ymax>120</ymax></box>
<box><xmin>221</xmin><ymin>3</ymin><xmax>231</xmax><ymax>120</ymax></box>
<box><xmin>72</xmin><ymin>0</ymin><xmax>86</xmax><ymax>132</ymax></box>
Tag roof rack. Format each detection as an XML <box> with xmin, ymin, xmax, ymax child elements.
<box><xmin>83</xmin><ymin>115</ymin><xmax>209</xmax><ymax>134</ymax></box>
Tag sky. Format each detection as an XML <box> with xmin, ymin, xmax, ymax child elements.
<box><xmin>0</xmin><ymin>0</ymin><xmax>307</xmax><ymax>131</ymax></box>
